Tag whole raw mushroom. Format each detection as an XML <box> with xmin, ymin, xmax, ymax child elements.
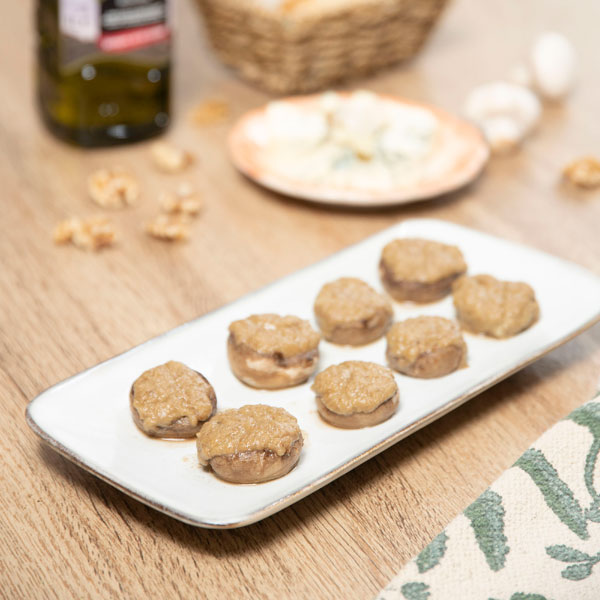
<box><xmin>464</xmin><ymin>81</ymin><xmax>541</xmax><ymax>154</ymax></box>
<box><xmin>531</xmin><ymin>32</ymin><xmax>577</xmax><ymax>100</ymax></box>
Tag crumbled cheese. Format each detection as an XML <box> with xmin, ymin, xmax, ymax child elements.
<box><xmin>261</xmin><ymin>91</ymin><xmax>438</xmax><ymax>190</ymax></box>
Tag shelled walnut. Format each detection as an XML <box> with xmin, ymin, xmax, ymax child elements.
<box><xmin>190</xmin><ymin>99</ymin><xmax>229</xmax><ymax>126</ymax></box>
<box><xmin>150</xmin><ymin>141</ymin><xmax>194</xmax><ymax>173</ymax></box>
<box><xmin>563</xmin><ymin>157</ymin><xmax>600</xmax><ymax>189</ymax></box>
<box><xmin>53</xmin><ymin>216</ymin><xmax>117</xmax><ymax>251</ymax></box>
<box><xmin>88</xmin><ymin>168</ymin><xmax>139</xmax><ymax>208</ymax></box>
<box><xmin>145</xmin><ymin>214</ymin><xmax>190</xmax><ymax>241</ymax></box>
<box><xmin>159</xmin><ymin>182</ymin><xmax>202</xmax><ymax>216</ymax></box>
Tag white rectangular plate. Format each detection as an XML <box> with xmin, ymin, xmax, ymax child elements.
<box><xmin>27</xmin><ymin>219</ymin><xmax>600</xmax><ymax>528</ymax></box>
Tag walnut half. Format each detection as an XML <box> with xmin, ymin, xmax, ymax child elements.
<box><xmin>53</xmin><ymin>216</ymin><xmax>117</xmax><ymax>251</ymax></box>
<box><xmin>563</xmin><ymin>157</ymin><xmax>600</xmax><ymax>189</ymax></box>
<box><xmin>88</xmin><ymin>168</ymin><xmax>139</xmax><ymax>209</ymax></box>
<box><xmin>159</xmin><ymin>182</ymin><xmax>202</xmax><ymax>216</ymax></box>
<box><xmin>145</xmin><ymin>214</ymin><xmax>190</xmax><ymax>242</ymax></box>
<box><xmin>190</xmin><ymin>100</ymin><xmax>229</xmax><ymax>126</ymax></box>
<box><xmin>150</xmin><ymin>142</ymin><xmax>194</xmax><ymax>174</ymax></box>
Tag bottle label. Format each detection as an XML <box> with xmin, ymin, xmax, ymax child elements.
<box><xmin>59</xmin><ymin>0</ymin><xmax>100</xmax><ymax>43</ymax></box>
<box><xmin>59</xmin><ymin>0</ymin><xmax>170</xmax><ymax>53</ymax></box>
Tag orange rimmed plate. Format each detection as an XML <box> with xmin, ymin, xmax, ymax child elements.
<box><xmin>228</xmin><ymin>93</ymin><xmax>490</xmax><ymax>207</ymax></box>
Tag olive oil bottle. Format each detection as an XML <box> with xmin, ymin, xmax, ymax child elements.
<box><xmin>37</xmin><ymin>0</ymin><xmax>171</xmax><ymax>147</ymax></box>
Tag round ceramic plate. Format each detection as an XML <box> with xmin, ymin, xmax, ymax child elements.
<box><xmin>228</xmin><ymin>93</ymin><xmax>490</xmax><ymax>207</ymax></box>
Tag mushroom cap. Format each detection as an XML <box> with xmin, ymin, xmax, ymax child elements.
<box><xmin>464</xmin><ymin>81</ymin><xmax>542</xmax><ymax>153</ymax></box>
<box><xmin>531</xmin><ymin>31</ymin><xmax>577</xmax><ymax>100</ymax></box>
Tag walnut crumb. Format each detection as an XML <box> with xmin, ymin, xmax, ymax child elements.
<box><xmin>88</xmin><ymin>168</ymin><xmax>139</xmax><ymax>208</ymax></box>
<box><xmin>53</xmin><ymin>216</ymin><xmax>117</xmax><ymax>251</ymax></box>
<box><xmin>563</xmin><ymin>157</ymin><xmax>600</xmax><ymax>189</ymax></box>
<box><xmin>159</xmin><ymin>182</ymin><xmax>202</xmax><ymax>216</ymax></box>
<box><xmin>145</xmin><ymin>214</ymin><xmax>190</xmax><ymax>241</ymax></box>
<box><xmin>161</xmin><ymin>195</ymin><xmax>202</xmax><ymax>216</ymax></box>
<box><xmin>150</xmin><ymin>141</ymin><xmax>194</xmax><ymax>173</ymax></box>
<box><xmin>190</xmin><ymin>100</ymin><xmax>229</xmax><ymax>126</ymax></box>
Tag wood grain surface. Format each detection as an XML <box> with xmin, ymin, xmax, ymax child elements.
<box><xmin>2</xmin><ymin>1</ymin><xmax>600</xmax><ymax>598</ymax></box>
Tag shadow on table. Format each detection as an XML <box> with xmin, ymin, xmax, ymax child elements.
<box><xmin>35</xmin><ymin>331</ymin><xmax>597</xmax><ymax>557</ymax></box>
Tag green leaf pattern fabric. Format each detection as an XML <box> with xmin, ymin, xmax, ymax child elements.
<box><xmin>515</xmin><ymin>449</ymin><xmax>588</xmax><ymax>540</ymax></box>
<box><xmin>416</xmin><ymin>532</ymin><xmax>448</xmax><ymax>574</ymax></box>
<box><xmin>400</xmin><ymin>582</ymin><xmax>430</xmax><ymax>600</ymax></box>
<box><xmin>377</xmin><ymin>397</ymin><xmax>600</xmax><ymax>600</ymax></box>
<box><xmin>464</xmin><ymin>490</ymin><xmax>509</xmax><ymax>571</ymax></box>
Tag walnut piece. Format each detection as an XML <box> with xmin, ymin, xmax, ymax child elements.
<box><xmin>159</xmin><ymin>182</ymin><xmax>202</xmax><ymax>216</ymax></box>
<box><xmin>150</xmin><ymin>141</ymin><xmax>194</xmax><ymax>173</ymax></box>
<box><xmin>53</xmin><ymin>218</ymin><xmax>78</xmax><ymax>244</ymax></box>
<box><xmin>53</xmin><ymin>216</ymin><xmax>117</xmax><ymax>251</ymax></box>
<box><xmin>145</xmin><ymin>214</ymin><xmax>190</xmax><ymax>241</ymax></box>
<box><xmin>88</xmin><ymin>168</ymin><xmax>139</xmax><ymax>208</ymax></box>
<box><xmin>563</xmin><ymin>157</ymin><xmax>600</xmax><ymax>189</ymax></box>
<box><xmin>190</xmin><ymin>100</ymin><xmax>229</xmax><ymax>126</ymax></box>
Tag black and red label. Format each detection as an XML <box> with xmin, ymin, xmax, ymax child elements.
<box><xmin>99</xmin><ymin>0</ymin><xmax>169</xmax><ymax>53</ymax></box>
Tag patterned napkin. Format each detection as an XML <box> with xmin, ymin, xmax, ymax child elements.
<box><xmin>378</xmin><ymin>392</ymin><xmax>600</xmax><ymax>600</ymax></box>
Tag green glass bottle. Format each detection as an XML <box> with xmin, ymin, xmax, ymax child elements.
<box><xmin>37</xmin><ymin>0</ymin><xmax>171</xmax><ymax>147</ymax></box>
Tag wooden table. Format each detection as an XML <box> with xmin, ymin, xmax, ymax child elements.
<box><xmin>3</xmin><ymin>1</ymin><xmax>600</xmax><ymax>598</ymax></box>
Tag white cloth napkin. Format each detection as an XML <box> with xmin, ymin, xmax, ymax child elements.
<box><xmin>378</xmin><ymin>391</ymin><xmax>600</xmax><ymax>600</ymax></box>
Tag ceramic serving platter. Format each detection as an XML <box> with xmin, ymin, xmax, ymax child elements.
<box><xmin>229</xmin><ymin>93</ymin><xmax>489</xmax><ymax>207</ymax></box>
<box><xmin>27</xmin><ymin>219</ymin><xmax>600</xmax><ymax>528</ymax></box>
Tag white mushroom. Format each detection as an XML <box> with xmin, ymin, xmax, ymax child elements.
<box><xmin>464</xmin><ymin>81</ymin><xmax>541</xmax><ymax>154</ymax></box>
<box><xmin>530</xmin><ymin>32</ymin><xmax>577</xmax><ymax>100</ymax></box>
<box><xmin>480</xmin><ymin>117</ymin><xmax>524</xmax><ymax>155</ymax></box>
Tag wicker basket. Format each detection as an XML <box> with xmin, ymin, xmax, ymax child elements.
<box><xmin>196</xmin><ymin>0</ymin><xmax>449</xmax><ymax>94</ymax></box>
